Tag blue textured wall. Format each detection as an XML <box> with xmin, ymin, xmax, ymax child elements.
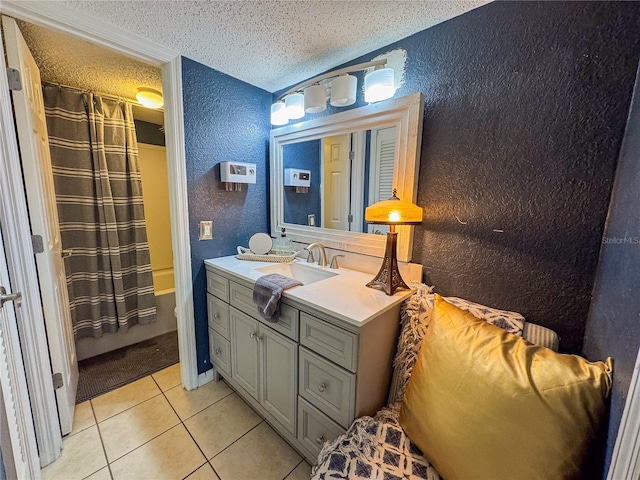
<box><xmin>282</xmin><ymin>140</ymin><xmax>321</xmax><ymax>225</ymax></box>
<box><xmin>276</xmin><ymin>1</ymin><xmax>640</xmax><ymax>354</ymax></box>
<box><xmin>182</xmin><ymin>57</ymin><xmax>271</xmax><ymax>373</ymax></box>
<box><xmin>582</xmin><ymin>63</ymin><xmax>640</xmax><ymax>476</ymax></box>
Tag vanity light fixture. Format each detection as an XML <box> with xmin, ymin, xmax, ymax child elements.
<box><xmin>271</xmin><ymin>101</ymin><xmax>289</xmax><ymax>126</ymax></box>
<box><xmin>285</xmin><ymin>93</ymin><xmax>305</xmax><ymax>119</ymax></box>
<box><xmin>136</xmin><ymin>87</ymin><xmax>164</xmax><ymax>109</ymax></box>
<box><xmin>270</xmin><ymin>58</ymin><xmax>394</xmax><ymax>125</ymax></box>
<box><xmin>304</xmin><ymin>85</ymin><xmax>327</xmax><ymax>113</ymax></box>
<box><xmin>330</xmin><ymin>74</ymin><xmax>357</xmax><ymax>107</ymax></box>
<box><xmin>365</xmin><ymin>189</ymin><xmax>423</xmax><ymax>295</ymax></box>
<box><xmin>364</xmin><ymin>67</ymin><xmax>395</xmax><ymax>103</ymax></box>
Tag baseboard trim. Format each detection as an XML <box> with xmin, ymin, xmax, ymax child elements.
<box><xmin>197</xmin><ymin>369</ymin><xmax>215</xmax><ymax>387</ymax></box>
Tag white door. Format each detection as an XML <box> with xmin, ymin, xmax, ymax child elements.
<box><xmin>367</xmin><ymin>127</ymin><xmax>396</xmax><ymax>235</ymax></box>
<box><xmin>0</xmin><ymin>230</ymin><xmax>42</xmax><ymax>480</ymax></box>
<box><xmin>3</xmin><ymin>16</ymin><xmax>78</xmax><ymax>435</ymax></box>
<box><xmin>322</xmin><ymin>134</ymin><xmax>352</xmax><ymax>230</ymax></box>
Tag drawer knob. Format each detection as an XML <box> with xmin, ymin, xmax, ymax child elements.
<box><xmin>315</xmin><ymin>435</ymin><xmax>325</xmax><ymax>445</ymax></box>
<box><xmin>257</xmin><ymin>336</ymin><xmax>264</xmax><ymax>342</ymax></box>
<box><xmin>215</xmin><ymin>347</ymin><xmax>221</xmax><ymax>355</ymax></box>
<box><xmin>317</xmin><ymin>382</ymin><xmax>327</xmax><ymax>393</ymax></box>
<box><xmin>213</xmin><ymin>313</ymin><xmax>220</xmax><ymax>319</ymax></box>
<box><xmin>250</xmin><ymin>331</ymin><xmax>257</xmax><ymax>338</ymax></box>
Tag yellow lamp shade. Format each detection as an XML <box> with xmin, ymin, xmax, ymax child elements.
<box><xmin>365</xmin><ymin>190</ymin><xmax>423</xmax><ymax>225</ymax></box>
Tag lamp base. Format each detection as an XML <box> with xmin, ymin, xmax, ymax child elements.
<box><xmin>366</xmin><ymin>231</ymin><xmax>410</xmax><ymax>296</ymax></box>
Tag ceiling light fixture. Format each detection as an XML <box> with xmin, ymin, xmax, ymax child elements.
<box><xmin>271</xmin><ymin>58</ymin><xmax>395</xmax><ymax>125</ymax></box>
<box><xmin>136</xmin><ymin>87</ymin><xmax>164</xmax><ymax>109</ymax></box>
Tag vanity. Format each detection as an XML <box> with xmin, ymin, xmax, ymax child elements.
<box><xmin>204</xmin><ymin>256</ymin><xmax>413</xmax><ymax>463</ymax></box>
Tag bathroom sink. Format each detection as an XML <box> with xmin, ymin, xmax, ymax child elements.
<box><xmin>255</xmin><ymin>262</ymin><xmax>337</xmax><ymax>286</ymax></box>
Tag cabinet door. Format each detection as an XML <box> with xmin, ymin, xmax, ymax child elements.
<box><xmin>230</xmin><ymin>308</ymin><xmax>260</xmax><ymax>401</ymax></box>
<box><xmin>259</xmin><ymin>326</ymin><xmax>297</xmax><ymax>434</ymax></box>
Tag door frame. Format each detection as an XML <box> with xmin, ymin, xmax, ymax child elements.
<box><xmin>0</xmin><ymin>0</ymin><xmax>199</xmax><ymax>461</ymax></box>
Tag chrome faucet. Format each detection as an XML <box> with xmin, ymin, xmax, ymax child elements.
<box><xmin>305</xmin><ymin>243</ymin><xmax>327</xmax><ymax>267</ymax></box>
<box><xmin>329</xmin><ymin>254</ymin><xmax>345</xmax><ymax>269</ymax></box>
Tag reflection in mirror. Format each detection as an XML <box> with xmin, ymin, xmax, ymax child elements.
<box><xmin>270</xmin><ymin>93</ymin><xmax>424</xmax><ymax>262</ymax></box>
<box><xmin>282</xmin><ymin>127</ymin><xmax>396</xmax><ymax>234</ymax></box>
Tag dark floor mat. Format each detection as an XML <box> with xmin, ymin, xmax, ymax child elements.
<box><xmin>76</xmin><ymin>331</ymin><xmax>179</xmax><ymax>404</ymax></box>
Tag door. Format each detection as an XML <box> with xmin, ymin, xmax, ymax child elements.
<box><xmin>367</xmin><ymin>126</ymin><xmax>396</xmax><ymax>235</ymax></box>
<box><xmin>322</xmin><ymin>134</ymin><xmax>352</xmax><ymax>230</ymax></box>
<box><xmin>230</xmin><ymin>308</ymin><xmax>259</xmax><ymax>400</ymax></box>
<box><xmin>2</xmin><ymin>16</ymin><xmax>78</xmax><ymax>435</ymax></box>
<box><xmin>0</xmin><ymin>229</ymin><xmax>42</xmax><ymax>479</ymax></box>
<box><xmin>260</xmin><ymin>326</ymin><xmax>297</xmax><ymax>434</ymax></box>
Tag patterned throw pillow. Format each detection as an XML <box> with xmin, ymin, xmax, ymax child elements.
<box><xmin>389</xmin><ymin>284</ymin><xmax>527</xmax><ymax>404</ymax></box>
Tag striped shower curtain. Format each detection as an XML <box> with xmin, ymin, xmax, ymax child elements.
<box><xmin>43</xmin><ymin>85</ymin><xmax>156</xmax><ymax>339</ymax></box>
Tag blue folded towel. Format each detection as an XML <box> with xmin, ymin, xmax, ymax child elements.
<box><xmin>253</xmin><ymin>273</ymin><xmax>302</xmax><ymax>322</ymax></box>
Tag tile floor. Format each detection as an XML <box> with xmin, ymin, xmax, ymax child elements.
<box><xmin>41</xmin><ymin>364</ymin><xmax>312</xmax><ymax>480</ymax></box>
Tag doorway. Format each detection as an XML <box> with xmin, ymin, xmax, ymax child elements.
<box><xmin>0</xmin><ymin>2</ymin><xmax>197</xmax><ymax>468</ymax></box>
<box><xmin>12</xmin><ymin>14</ymin><xmax>182</xmax><ymax>412</ymax></box>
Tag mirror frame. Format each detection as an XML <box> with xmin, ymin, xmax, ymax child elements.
<box><xmin>269</xmin><ymin>93</ymin><xmax>424</xmax><ymax>262</ymax></box>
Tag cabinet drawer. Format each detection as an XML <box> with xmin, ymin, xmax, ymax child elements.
<box><xmin>209</xmin><ymin>328</ymin><xmax>231</xmax><ymax>378</ymax></box>
<box><xmin>230</xmin><ymin>281</ymin><xmax>299</xmax><ymax>341</ymax></box>
<box><xmin>207</xmin><ymin>293</ymin><xmax>230</xmax><ymax>339</ymax></box>
<box><xmin>299</xmin><ymin>347</ymin><xmax>355</xmax><ymax>429</ymax></box>
<box><xmin>207</xmin><ymin>272</ymin><xmax>229</xmax><ymax>302</ymax></box>
<box><xmin>298</xmin><ymin>396</ymin><xmax>346</xmax><ymax>459</ymax></box>
<box><xmin>300</xmin><ymin>312</ymin><xmax>358</xmax><ymax>372</ymax></box>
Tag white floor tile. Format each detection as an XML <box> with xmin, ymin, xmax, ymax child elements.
<box><xmin>99</xmin><ymin>394</ymin><xmax>180</xmax><ymax>462</ymax></box>
<box><xmin>71</xmin><ymin>401</ymin><xmax>96</xmax><ymax>436</ymax></box>
<box><xmin>91</xmin><ymin>376</ymin><xmax>161</xmax><ymax>422</ymax></box>
<box><xmin>83</xmin><ymin>467</ymin><xmax>112</xmax><ymax>480</ymax></box>
<box><xmin>109</xmin><ymin>425</ymin><xmax>205</xmax><ymax>480</ymax></box>
<box><xmin>152</xmin><ymin>363</ymin><xmax>181</xmax><ymax>392</ymax></box>
<box><xmin>41</xmin><ymin>425</ymin><xmax>107</xmax><ymax>480</ymax></box>
<box><xmin>164</xmin><ymin>379</ymin><xmax>232</xmax><ymax>420</ymax></box>
<box><xmin>285</xmin><ymin>461</ymin><xmax>312</xmax><ymax>480</ymax></box>
<box><xmin>210</xmin><ymin>422</ymin><xmax>301</xmax><ymax>480</ymax></box>
<box><xmin>184</xmin><ymin>463</ymin><xmax>220</xmax><ymax>480</ymax></box>
<box><xmin>184</xmin><ymin>393</ymin><xmax>262</xmax><ymax>459</ymax></box>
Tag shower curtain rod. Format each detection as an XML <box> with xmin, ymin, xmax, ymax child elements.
<box><xmin>42</xmin><ymin>81</ymin><xmax>164</xmax><ymax>112</ymax></box>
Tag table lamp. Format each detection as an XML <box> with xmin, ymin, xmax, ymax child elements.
<box><xmin>365</xmin><ymin>189</ymin><xmax>423</xmax><ymax>295</ymax></box>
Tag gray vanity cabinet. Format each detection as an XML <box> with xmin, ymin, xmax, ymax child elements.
<box><xmin>229</xmin><ymin>307</ymin><xmax>260</xmax><ymax>400</ymax></box>
<box><xmin>259</xmin><ymin>324</ymin><xmax>297</xmax><ymax>434</ymax></box>
<box><xmin>205</xmin><ymin>262</ymin><xmax>404</xmax><ymax>464</ymax></box>
<box><xmin>229</xmin><ymin>306</ymin><xmax>298</xmax><ymax>434</ymax></box>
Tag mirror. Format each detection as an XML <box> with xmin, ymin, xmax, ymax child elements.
<box><xmin>270</xmin><ymin>93</ymin><xmax>424</xmax><ymax>262</ymax></box>
<box><xmin>282</xmin><ymin>127</ymin><xmax>396</xmax><ymax>234</ymax></box>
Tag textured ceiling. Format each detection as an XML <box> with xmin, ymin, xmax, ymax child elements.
<box><xmin>53</xmin><ymin>0</ymin><xmax>489</xmax><ymax>92</ymax></box>
<box><xmin>16</xmin><ymin>20</ymin><xmax>162</xmax><ymax>99</ymax></box>
<box><xmin>16</xmin><ymin>19</ymin><xmax>165</xmax><ymax>124</ymax></box>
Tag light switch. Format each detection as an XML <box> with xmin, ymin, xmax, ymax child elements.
<box><xmin>199</xmin><ymin>221</ymin><xmax>213</xmax><ymax>240</ymax></box>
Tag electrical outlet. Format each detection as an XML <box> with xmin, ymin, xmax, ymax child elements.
<box><xmin>199</xmin><ymin>221</ymin><xmax>213</xmax><ymax>240</ymax></box>
<box><xmin>308</xmin><ymin>214</ymin><xmax>315</xmax><ymax>226</ymax></box>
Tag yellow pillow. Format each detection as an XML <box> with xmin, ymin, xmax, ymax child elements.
<box><xmin>399</xmin><ymin>294</ymin><xmax>612</xmax><ymax>480</ymax></box>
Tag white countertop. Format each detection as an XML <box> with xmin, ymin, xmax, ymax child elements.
<box><xmin>204</xmin><ymin>255</ymin><xmax>413</xmax><ymax>328</ymax></box>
